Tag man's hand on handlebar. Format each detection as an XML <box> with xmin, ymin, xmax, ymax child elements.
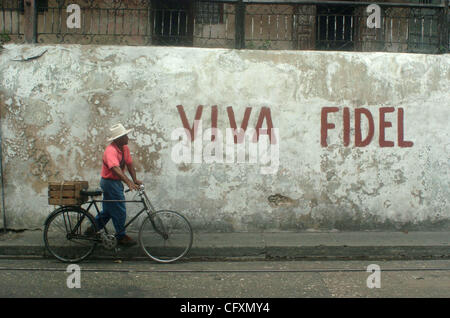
<box><xmin>126</xmin><ymin>181</ymin><xmax>140</xmax><ymax>191</ymax></box>
<box><xmin>125</xmin><ymin>181</ymin><xmax>145</xmax><ymax>193</ymax></box>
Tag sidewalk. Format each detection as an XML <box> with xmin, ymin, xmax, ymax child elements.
<box><xmin>0</xmin><ymin>230</ymin><xmax>449</xmax><ymax>261</ymax></box>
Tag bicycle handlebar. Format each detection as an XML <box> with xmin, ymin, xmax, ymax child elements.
<box><xmin>125</xmin><ymin>184</ymin><xmax>145</xmax><ymax>193</ymax></box>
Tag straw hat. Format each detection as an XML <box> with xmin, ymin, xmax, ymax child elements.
<box><xmin>107</xmin><ymin>123</ymin><xmax>133</xmax><ymax>142</ymax></box>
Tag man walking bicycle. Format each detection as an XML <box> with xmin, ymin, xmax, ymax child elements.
<box><xmin>87</xmin><ymin>123</ymin><xmax>142</xmax><ymax>247</ymax></box>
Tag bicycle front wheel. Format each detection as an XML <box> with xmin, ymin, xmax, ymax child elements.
<box><xmin>43</xmin><ymin>207</ymin><xmax>98</xmax><ymax>263</ymax></box>
<box><xmin>139</xmin><ymin>210</ymin><xmax>193</xmax><ymax>263</ymax></box>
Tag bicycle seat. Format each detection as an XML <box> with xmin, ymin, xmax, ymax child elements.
<box><xmin>80</xmin><ymin>189</ymin><xmax>103</xmax><ymax>197</ymax></box>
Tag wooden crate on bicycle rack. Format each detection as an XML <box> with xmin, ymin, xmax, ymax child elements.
<box><xmin>48</xmin><ymin>181</ymin><xmax>89</xmax><ymax>205</ymax></box>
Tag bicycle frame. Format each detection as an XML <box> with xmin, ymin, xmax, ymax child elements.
<box><xmin>81</xmin><ymin>188</ymin><xmax>160</xmax><ymax>236</ymax></box>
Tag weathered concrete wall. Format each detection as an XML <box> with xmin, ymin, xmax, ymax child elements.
<box><xmin>0</xmin><ymin>44</ymin><xmax>449</xmax><ymax>232</ymax></box>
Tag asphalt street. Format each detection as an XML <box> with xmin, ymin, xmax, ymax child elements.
<box><xmin>0</xmin><ymin>258</ymin><xmax>448</xmax><ymax>298</ymax></box>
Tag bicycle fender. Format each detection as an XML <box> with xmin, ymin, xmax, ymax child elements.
<box><xmin>44</xmin><ymin>206</ymin><xmax>88</xmax><ymax>226</ymax></box>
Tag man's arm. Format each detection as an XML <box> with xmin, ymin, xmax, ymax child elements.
<box><xmin>111</xmin><ymin>166</ymin><xmax>138</xmax><ymax>190</ymax></box>
<box><xmin>127</xmin><ymin>162</ymin><xmax>142</xmax><ymax>186</ymax></box>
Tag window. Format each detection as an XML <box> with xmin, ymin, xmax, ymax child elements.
<box><xmin>19</xmin><ymin>0</ymin><xmax>48</xmax><ymax>13</ymax></box>
<box><xmin>408</xmin><ymin>0</ymin><xmax>441</xmax><ymax>53</ymax></box>
<box><xmin>152</xmin><ymin>0</ymin><xmax>194</xmax><ymax>46</ymax></box>
<box><xmin>195</xmin><ymin>1</ymin><xmax>223</xmax><ymax>24</ymax></box>
<box><xmin>316</xmin><ymin>5</ymin><xmax>355</xmax><ymax>51</ymax></box>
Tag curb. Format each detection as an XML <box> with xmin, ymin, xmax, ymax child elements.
<box><xmin>0</xmin><ymin>245</ymin><xmax>449</xmax><ymax>261</ymax></box>
<box><xmin>1</xmin><ymin>230</ymin><xmax>449</xmax><ymax>261</ymax></box>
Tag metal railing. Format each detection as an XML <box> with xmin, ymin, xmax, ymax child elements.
<box><xmin>34</xmin><ymin>0</ymin><xmax>237</xmax><ymax>47</ymax></box>
<box><xmin>36</xmin><ymin>1</ymin><xmax>153</xmax><ymax>45</ymax></box>
<box><xmin>0</xmin><ymin>0</ymin><xmax>448</xmax><ymax>53</ymax></box>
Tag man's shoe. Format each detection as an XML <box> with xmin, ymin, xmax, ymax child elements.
<box><xmin>118</xmin><ymin>235</ymin><xmax>137</xmax><ymax>247</ymax></box>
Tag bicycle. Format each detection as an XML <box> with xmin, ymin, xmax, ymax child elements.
<box><xmin>43</xmin><ymin>184</ymin><xmax>193</xmax><ymax>263</ymax></box>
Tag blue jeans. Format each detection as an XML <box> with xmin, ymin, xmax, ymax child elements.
<box><xmin>94</xmin><ymin>178</ymin><xmax>126</xmax><ymax>239</ymax></box>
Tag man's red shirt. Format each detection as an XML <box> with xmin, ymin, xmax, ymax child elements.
<box><xmin>101</xmin><ymin>143</ymin><xmax>133</xmax><ymax>180</ymax></box>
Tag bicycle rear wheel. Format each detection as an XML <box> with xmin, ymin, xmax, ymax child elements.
<box><xmin>43</xmin><ymin>207</ymin><xmax>98</xmax><ymax>263</ymax></box>
<box><xmin>139</xmin><ymin>210</ymin><xmax>193</xmax><ymax>263</ymax></box>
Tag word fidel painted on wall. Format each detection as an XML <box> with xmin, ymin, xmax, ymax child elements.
<box><xmin>170</xmin><ymin>105</ymin><xmax>413</xmax><ymax>174</ymax></box>
<box><xmin>321</xmin><ymin>107</ymin><xmax>414</xmax><ymax>148</ymax></box>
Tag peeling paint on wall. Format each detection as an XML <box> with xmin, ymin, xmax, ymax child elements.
<box><xmin>0</xmin><ymin>44</ymin><xmax>449</xmax><ymax>231</ymax></box>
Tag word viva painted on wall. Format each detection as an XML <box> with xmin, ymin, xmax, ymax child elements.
<box><xmin>171</xmin><ymin>105</ymin><xmax>279</xmax><ymax>175</ymax></box>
